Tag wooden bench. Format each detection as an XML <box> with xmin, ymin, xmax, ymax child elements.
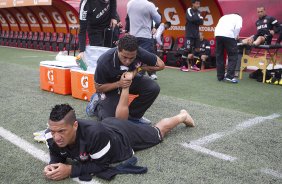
<box><xmin>239</xmin><ymin>44</ymin><xmax>282</xmax><ymax>83</ymax></box>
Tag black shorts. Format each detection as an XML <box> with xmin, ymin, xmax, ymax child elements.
<box><xmin>253</xmin><ymin>32</ymin><xmax>273</xmax><ymax>45</ymax></box>
<box><xmin>185</xmin><ymin>37</ymin><xmax>200</xmax><ymax>53</ymax></box>
<box><xmin>102</xmin><ymin>117</ymin><xmax>162</xmax><ymax>151</ymax></box>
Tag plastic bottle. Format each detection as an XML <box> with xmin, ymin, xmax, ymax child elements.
<box><xmin>76</xmin><ymin>55</ymin><xmax>88</xmax><ymax>71</ymax></box>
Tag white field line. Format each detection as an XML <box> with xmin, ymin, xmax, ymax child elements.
<box><xmin>260</xmin><ymin>168</ymin><xmax>282</xmax><ymax>179</ymax></box>
<box><xmin>182</xmin><ymin>143</ymin><xmax>237</xmax><ymax>161</ymax></box>
<box><xmin>20</xmin><ymin>55</ymin><xmax>57</xmax><ymax>58</ymax></box>
<box><xmin>182</xmin><ymin>113</ymin><xmax>280</xmax><ymax>161</ymax></box>
<box><xmin>190</xmin><ymin>113</ymin><xmax>280</xmax><ymax>146</ymax></box>
<box><xmin>0</xmin><ymin>127</ymin><xmax>101</xmax><ymax>184</ymax></box>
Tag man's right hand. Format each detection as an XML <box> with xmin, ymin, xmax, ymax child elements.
<box><xmin>77</xmin><ymin>52</ymin><xmax>84</xmax><ymax>59</ymax></box>
<box><xmin>200</xmin><ymin>11</ymin><xmax>208</xmax><ymax>18</ymax></box>
<box><xmin>118</xmin><ymin>73</ymin><xmax>132</xmax><ymax>88</ymax></box>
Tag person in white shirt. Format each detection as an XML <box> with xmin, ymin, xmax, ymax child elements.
<box><xmin>214</xmin><ymin>13</ymin><xmax>242</xmax><ymax>83</ymax></box>
<box><xmin>127</xmin><ymin>0</ymin><xmax>161</xmax><ymax>80</ymax></box>
<box><xmin>154</xmin><ymin>22</ymin><xmax>172</xmax><ymax>48</ymax></box>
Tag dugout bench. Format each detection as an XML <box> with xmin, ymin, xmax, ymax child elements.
<box><xmin>239</xmin><ymin>44</ymin><xmax>282</xmax><ymax>83</ymax></box>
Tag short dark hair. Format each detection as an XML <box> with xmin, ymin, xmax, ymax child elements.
<box><xmin>49</xmin><ymin>104</ymin><xmax>76</xmax><ymax>124</ymax></box>
<box><xmin>165</xmin><ymin>21</ymin><xmax>172</xmax><ymax>28</ymax></box>
<box><xmin>191</xmin><ymin>0</ymin><xmax>201</xmax><ymax>3</ymax></box>
<box><xmin>118</xmin><ymin>35</ymin><xmax>138</xmax><ymax>52</ymax></box>
<box><xmin>257</xmin><ymin>6</ymin><xmax>265</xmax><ymax>9</ymax></box>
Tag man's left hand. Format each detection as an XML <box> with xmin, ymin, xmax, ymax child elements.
<box><xmin>45</xmin><ymin>163</ymin><xmax>72</xmax><ymax>181</ymax></box>
<box><xmin>151</xmin><ymin>28</ymin><xmax>157</xmax><ymax>35</ymax></box>
<box><xmin>110</xmin><ymin>19</ymin><xmax>118</xmax><ymax>28</ymax></box>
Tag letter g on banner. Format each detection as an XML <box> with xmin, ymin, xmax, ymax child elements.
<box><xmin>164</xmin><ymin>8</ymin><xmax>180</xmax><ymax>25</ymax></box>
<box><xmin>66</xmin><ymin>11</ymin><xmax>77</xmax><ymax>24</ymax></box>
<box><xmin>52</xmin><ymin>12</ymin><xmax>63</xmax><ymax>24</ymax></box>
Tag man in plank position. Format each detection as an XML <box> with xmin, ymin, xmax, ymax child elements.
<box><xmin>43</xmin><ymin>74</ymin><xmax>195</xmax><ymax>181</ymax></box>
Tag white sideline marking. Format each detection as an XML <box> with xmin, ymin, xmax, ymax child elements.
<box><xmin>20</xmin><ymin>55</ymin><xmax>56</xmax><ymax>58</ymax></box>
<box><xmin>191</xmin><ymin>114</ymin><xmax>280</xmax><ymax>146</ymax></box>
<box><xmin>182</xmin><ymin>143</ymin><xmax>237</xmax><ymax>162</ymax></box>
<box><xmin>0</xmin><ymin>127</ymin><xmax>101</xmax><ymax>184</ymax></box>
<box><xmin>261</xmin><ymin>168</ymin><xmax>282</xmax><ymax>179</ymax></box>
<box><xmin>183</xmin><ymin>114</ymin><xmax>280</xmax><ymax>161</ymax></box>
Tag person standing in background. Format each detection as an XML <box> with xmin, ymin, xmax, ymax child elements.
<box><xmin>214</xmin><ymin>13</ymin><xmax>242</xmax><ymax>83</ymax></box>
<box><xmin>181</xmin><ymin>0</ymin><xmax>206</xmax><ymax>72</ymax></box>
<box><xmin>78</xmin><ymin>0</ymin><xmax>118</xmax><ymax>58</ymax></box>
<box><xmin>127</xmin><ymin>0</ymin><xmax>161</xmax><ymax>79</ymax></box>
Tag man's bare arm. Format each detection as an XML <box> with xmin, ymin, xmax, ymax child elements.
<box><xmin>140</xmin><ymin>56</ymin><xmax>165</xmax><ymax>72</ymax></box>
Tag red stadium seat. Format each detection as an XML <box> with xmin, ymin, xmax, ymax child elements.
<box><xmin>22</xmin><ymin>32</ymin><xmax>32</xmax><ymax>48</ymax></box>
<box><xmin>7</xmin><ymin>31</ymin><xmax>15</xmax><ymax>46</ymax></box>
<box><xmin>56</xmin><ymin>32</ymin><xmax>65</xmax><ymax>51</ymax></box>
<box><xmin>163</xmin><ymin>36</ymin><xmax>174</xmax><ymax>51</ymax></box>
<box><xmin>38</xmin><ymin>32</ymin><xmax>45</xmax><ymax>50</ymax></box>
<box><xmin>174</xmin><ymin>36</ymin><xmax>185</xmax><ymax>50</ymax></box>
<box><xmin>47</xmin><ymin>32</ymin><xmax>58</xmax><ymax>51</ymax></box>
<box><xmin>16</xmin><ymin>31</ymin><xmax>23</xmax><ymax>47</ymax></box>
<box><xmin>64</xmin><ymin>33</ymin><xmax>72</xmax><ymax>51</ymax></box>
<box><xmin>0</xmin><ymin>30</ymin><xmax>6</xmax><ymax>45</ymax></box>
<box><xmin>27</xmin><ymin>32</ymin><xmax>34</xmax><ymax>48</ymax></box>
<box><xmin>66</xmin><ymin>33</ymin><xmax>78</xmax><ymax>51</ymax></box>
<box><xmin>10</xmin><ymin>31</ymin><xmax>19</xmax><ymax>47</ymax></box>
<box><xmin>31</xmin><ymin>32</ymin><xmax>39</xmax><ymax>49</ymax></box>
<box><xmin>43</xmin><ymin>32</ymin><xmax>51</xmax><ymax>50</ymax></box>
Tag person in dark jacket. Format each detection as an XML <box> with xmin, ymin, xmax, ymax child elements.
<box><xmin>194</xmin><ymin>32</ymin><xmax>211</xmax><ymax>70</ymax></box>
<box><xmin>180</xmin><ymin>0</ymin><xmax>206</xmax><ymax>72</ymax></box>
<box><xmin>242</xmin><ymin>6</ymin><xmax>280</xmax><ymax>46</ymax></box>
<box><xmin>43</xmin><ymin>79</ymin><xmax>195</xmax><ymax>181</ymax></box>
<box><xmin>78</xmin><ymin>0</ymin><xmax>118</xmax><ymax>58</ymax></box>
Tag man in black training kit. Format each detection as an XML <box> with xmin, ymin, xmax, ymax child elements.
<box><xmin>78</xmin><ymin>0</ymin><xmax>117</xmax><ymax>58</ymax></box>
<box><xmin>87</xmin><ymin>35</ymin><xmax>165</xmax><ymax>123</ymax></box>
<box><xmin>242</xmin><ymin>6</ymin><xmax>280</xmax><ymax>46</ymax></box>
<box><xmin>181</xmin><ymin>0</ymin><xmax>206</xmax><ymax>72</ymax></box>
<box><xmin>43</xmin><ymin>78</ymin><xmax>195</xmax><ymax>181</ymax></box>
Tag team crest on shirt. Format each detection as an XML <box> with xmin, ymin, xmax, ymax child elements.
<box><xmin>79</xmin><ymin>152</ymin><xmax>89</xmax><ymax>161</ymax></box>
<box><xmin>264</xmin><ymin>19</ymin><xmax>267</xmax><ymax>23</ymax></box>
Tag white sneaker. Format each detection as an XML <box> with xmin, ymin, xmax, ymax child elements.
<box><xmin>150</xmin><ymin>74</ymin><xmax>158</xmax><ymax>80</ymax></box>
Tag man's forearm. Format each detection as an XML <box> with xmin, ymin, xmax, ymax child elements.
<box><xmin>95</xmin><ymin>82</ymin><xmax>119</xmax><ymax>93</ymax></box>
<box><xmin>115</xmin><ymin>87</ymin><xmax>129</xmax><ymax>120</ymax></box>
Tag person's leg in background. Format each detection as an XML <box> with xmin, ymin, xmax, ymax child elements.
<box><xmin>137</xmin><ymin>37</ymin><xmax>158</xmax><ymax>79</ymax></box>
<box><xmin>215</xmin><ymin>36</ymin><xmax>225</xmax><ymax>81</ymax></box>
<box><xmin>191</xmin><ymin>38</ymin><xmax>201</xmax><ymax>71</ymax></box>
<box><xmin>88</xmin><ymin>29</ymin><xmax>104</xmax><ymax>46</ymax></box>
<box><xmin>200</xmin><ymin>55</ymin><xmax>209</xmax><ymax>70</ymax></box>
<box><xmin>224</xmin><ymin>37</ymin><xmax>238</xmax><ymax>81</ymax></box>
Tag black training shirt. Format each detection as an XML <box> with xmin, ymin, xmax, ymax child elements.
<box><xmin>256</xmin><ymin>15</ymin><xmax>279</xmax><ymax>36</ymax></box>
<box><xmin>45</xmin><ymin>118</ymin><xmax>133</xmax><ymax>178</ymax></box>
<box><xmin>94</xmin><ymin>47</ymin><xmax>157</xmax><ymax>86</ymax></box>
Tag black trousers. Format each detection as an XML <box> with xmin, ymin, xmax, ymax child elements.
<box><xmin>97</xmin><ymin>74</ymin><xmax>160</xmax><ymax>120</ymax></box>
<box><xmin>215</xmin><ymin>36</ymin><xmax>238</xmax><ymax>80</ymax></box>
<box><xmin>137</xmin><ymin>37</ymin><xmax>156</xmax><ymax>76</ymax></box>
<box><xmin>88</xmin><ymin>29</ymin><xmax>104</xmax><ymax>46</ymax></box>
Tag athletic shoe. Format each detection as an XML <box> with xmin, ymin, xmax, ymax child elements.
<box><xmin>266</xmin><ymin>78</ymin><xmax>272</xmax><ymax>84</ymax></box>
<box><xmin>279</xmin><ymin>79</ymin><xmax>282</xmax><ymax>85</ymax></box>
<box><xmin>149</xmin><ymin>74</ymin><xmax>158</xmax><ymax>80</ymax></box>
<box><xmin>129</xmin><ymin>116</ymin><xmax>152</xmax><ymax>125</ymax></box>
<box><xmin>86</xmin><ymin>93</ymin><xmax>100</xmax><ymax>117</ymax></box>
<box><xmin>180</xmin><ymin>66</ymin><xmax>189</xmax><ymax>72</ymax></box>
<box><xmin>224</xmin><ymin>77</ymin><xmax>238</xmax><ymax>83</ymax></box>
<box><xmin>33</xmin><ymin>129</ymin><xmax>46</xmax><ymax>137</ymax></box>
<box><xmin>34</xmin><ymin>134</ymin><xmax>46</xmax><ymax>143</ymax></box>
<box><xmin>191</xmin><ymin>65</ymin><xmax>200</xmax><ymax>71</ymax></box>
